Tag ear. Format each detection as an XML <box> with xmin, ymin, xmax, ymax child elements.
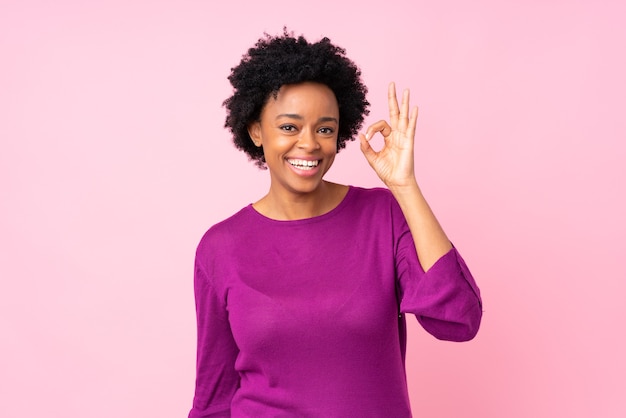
<box><xmin>247</xmin><ymin>121</ymin><xmax>262</xmax><ymax>147</ymax></box>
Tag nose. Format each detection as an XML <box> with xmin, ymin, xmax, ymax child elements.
<box><xmin>297</xmin><ymin>128</ymin><xmax>321</xmax><ymax>150</ymax></box>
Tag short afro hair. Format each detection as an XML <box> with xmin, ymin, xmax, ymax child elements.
<box><xmin>223</xmin><ymin>29</ymin><xmax>370</xmax><ymax>168</ymax></box>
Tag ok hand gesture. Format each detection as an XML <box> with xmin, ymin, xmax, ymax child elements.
<box><xmin>359</xmin><ymin>82</ymin><xmax>419</xmax><ymax>190</ymax></box>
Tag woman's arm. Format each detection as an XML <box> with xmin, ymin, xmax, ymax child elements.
<box><xmin>360</xmin><ymin>83</ymin><xmax>451</xmax><ymax>271</ymax></box>
<box><xmin>361</xmin><ymin>83</ymin><xmax>482</xmax><ymax>341</ymax></box>
<box><xmin>189</xmin><ymin>258</ymin><xmax>239</xmax><ymax>418</ymax></box>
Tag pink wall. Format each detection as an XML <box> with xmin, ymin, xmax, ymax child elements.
<box><xmin>1</xmin><ymin>1</ymin><xmax>625</xmax><ymax>416</ymax></box>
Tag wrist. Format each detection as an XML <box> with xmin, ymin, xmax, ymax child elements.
<box><xmin>386</xmin><ymin>177</ymin><xmax>421</xmax><ymax>196</ymax></box>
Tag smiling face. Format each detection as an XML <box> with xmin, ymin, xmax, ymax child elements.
<box><xmin>248</xmin><ymin>82</ymin><xmax>340</xmax><ymax>199</ymax></box>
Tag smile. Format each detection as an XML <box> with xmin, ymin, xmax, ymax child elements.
<box><xmin>287</xmin><ymin>159</ymin><xmax>320</xmax><ymax>170</ymax></box>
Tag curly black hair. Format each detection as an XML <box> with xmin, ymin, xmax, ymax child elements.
<box><xmin>223</xmin><ymin>29</ymin><xmax>370</xmax><ymax>168</ymax></box>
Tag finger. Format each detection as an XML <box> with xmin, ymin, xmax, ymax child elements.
<box><xmin>407</xmin><ymin>105</ymin><xmax>419</xmax><ymax>141</ymax></box>
<box><xmin>359</xmin><ymin>133</ymin><xmax>378</xmax><ymax>165</ymax></box>
<box><xmin>398</xmin><ymin>88</ymin><xmax>410</xmax><ymax>132</ymax></box>
<box><xmin>364</xmin><ymin>120</ymin><xmax>392</xmax><ymax>141</ymax></box>
<box><xmin>388</xmin><ymin>82</ymin><xmax>399</xmax><ymax>129</ymax></box>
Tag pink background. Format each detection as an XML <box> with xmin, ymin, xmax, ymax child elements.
<box><xmin>2</xmin><ymin>1</ymin><xmax>625</xmax><ymax>416</ymax></box>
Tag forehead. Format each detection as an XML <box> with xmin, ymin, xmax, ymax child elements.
<box><xmin>262</xmin><ymin>82</ymin><xmax>339</xmax><ymax>116</ymax></box>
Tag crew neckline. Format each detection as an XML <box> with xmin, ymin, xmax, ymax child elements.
<box><xmin>246</xmin><ymin>185</ymin><xmax>356</xmax><ymax>225</ymax></box>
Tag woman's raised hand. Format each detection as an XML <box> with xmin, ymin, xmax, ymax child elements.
<box><xmin>359</xmin><ymin>82</ymin><xmax>419</xmax><ymax>189</ymax></box>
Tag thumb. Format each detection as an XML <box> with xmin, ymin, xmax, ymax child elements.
<box><xmin>359</xmin><ymin>133</ymin><xmax>377</xmax><ymax>164</ymax></box>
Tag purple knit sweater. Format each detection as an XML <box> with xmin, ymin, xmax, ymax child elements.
<box><xmin>189</xmin><ymin>186</ymin><xmax>482</xmax><ymax>417</ymax></box>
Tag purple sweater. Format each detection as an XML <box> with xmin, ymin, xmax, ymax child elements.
<box><xmin>189</xmin><ymin>186</ymin><xmax>482</xmax><ymax>417</ymax></box>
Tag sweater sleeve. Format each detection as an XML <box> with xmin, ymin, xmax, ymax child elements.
<box><xmin>393</xmin><ymin>205</ymin><xmax>483</xmax><ymax>342</ymax></box>
<box><xmin>189</xmin><ymin>256</ymin><xmax>240</xmax><ymax>418</ymax></box>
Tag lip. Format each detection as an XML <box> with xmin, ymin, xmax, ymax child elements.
<box><xmin>285</xmin><ymin>157</ymin><xmax>322</xmax><ymax>177</ymax></box>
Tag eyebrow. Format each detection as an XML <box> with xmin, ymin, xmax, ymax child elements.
<box><xmin>275</xmin><ymin>114</ymin><xmax>338</xmax><ymax>123</ymax></box>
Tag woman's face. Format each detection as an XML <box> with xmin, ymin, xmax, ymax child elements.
<box><xmin>248</xmin><ymin>82</ymin><xmax>340</xmax><ymax>197</ymax></box>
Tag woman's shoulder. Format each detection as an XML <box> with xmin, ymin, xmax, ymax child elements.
<box><xmin>195</xmin><ymin>205</ymin><xmax>255</xmax><ymax>253</ymax></box>
<box><xmin>349</xmin><ymin>185</ymin><xmax>392</xmax><ymax>198</ymax></box>
<box><xmin>345</xmin><ymin>186</ymin><xmax>405</xmax><ymax>227</ymax></box>
<box><xmin>346</xmin><ymin>185</ymin><xmax>396</xmax><ymax>207</ymax></box>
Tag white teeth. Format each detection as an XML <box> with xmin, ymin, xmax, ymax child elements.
<box><xmin>288</xmin><ymin>159</ymin><xmax>319</xmax><ymax>169</ymax></box>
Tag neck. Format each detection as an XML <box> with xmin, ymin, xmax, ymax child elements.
<box><xmin>254</xmin><ymin>181</ymin><xmax>347</xmax><ymax>220</ymax></box>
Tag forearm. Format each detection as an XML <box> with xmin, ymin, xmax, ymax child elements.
<box><xmin>388</xmin><ymin>178</ymin><xmax>452</xmax><ymax>272</ymax></box>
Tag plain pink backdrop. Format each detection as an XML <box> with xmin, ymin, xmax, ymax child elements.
<box><xmin>1</xmin><ymin>0</ymin><xmax>625</xmax><ymax>417</ymax></box>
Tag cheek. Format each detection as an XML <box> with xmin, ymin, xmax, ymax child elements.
<box><xmin>262</xmin><ymin>138</ymin><xmax>289</xmax><ymax>158</ymax></box>
<box><xmin>326</xmin><ymin>136</ymin><xmax>339</xmax><ymax>152</ymax></box>
<box><xmin>325</xmin><ymin>141</ymin><xmax>337</xmax><ymax>162</ymax></box>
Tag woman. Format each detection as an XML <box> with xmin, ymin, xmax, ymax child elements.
<box><xmin>189</xmin><ymin>30</ymin><xmax>482</xmax><ymax>418</ymax></box>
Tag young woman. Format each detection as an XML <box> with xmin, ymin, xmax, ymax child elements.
<box><xmin>189</xmin><ymin>30</ymin><xmax>482</xmax><ymax>418</ymax></box>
